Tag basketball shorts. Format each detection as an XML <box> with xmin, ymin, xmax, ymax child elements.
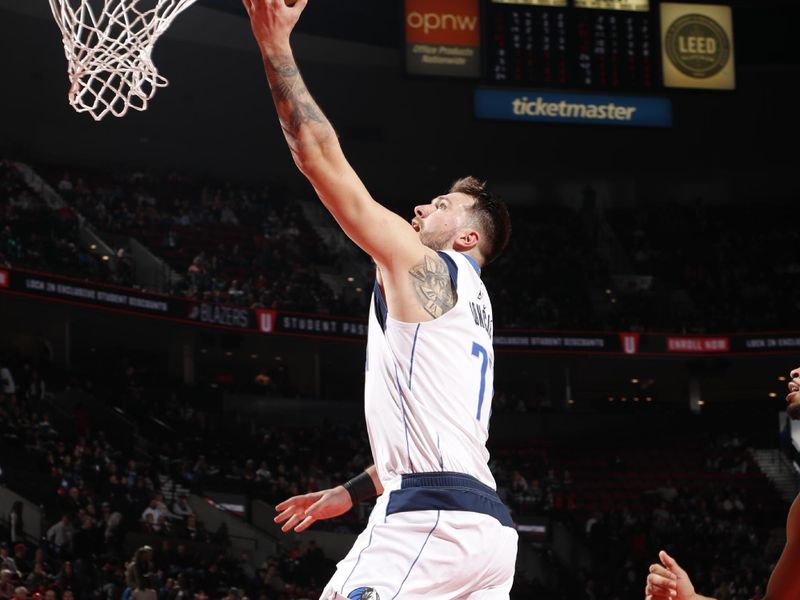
<box><xmin>320</xmin><ymin>472</ymin><xmax>518</xmax><ymax>600</ymax></box>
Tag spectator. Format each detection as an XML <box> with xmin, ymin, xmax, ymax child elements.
<box><xmin>0</xmin><ymin>362</ymin><xmax>14</xmax><ymax>397</ymax></box>
<box><xmin>171</xmin><ymin>496</ymin><xmax>192</xmax><ymax>520</ymax></box>
<box><xmin>0</xmin><ymin>570</ymin><xmax>14</xmax><ymax>600</ymax></box>
<box><xmin>24</xmin><ymin>563</ymin><xmax>50</xmax><ymax>591</ymax></box>
<box><xmin>46</xmin><ymin>516</ymin><xmax>73</xmax><ymax>558</ymax></box>
<box><xmin>141</xmin><ymin>499</ymin><xmax>163</xmax><ymax>527</ymax></box>
<box><xmin>53</xmin><ymin>562</ymin><xmax>78</xmax><ymax>597</ymax></box>
<box><xmin>11</xmin><ymin>547</ymin><xmax>28</xmax><ymax>578</ymax></box>
<box><xmin>126</xmin><ymin>547</ymin><xmax>156</xmax><ymax>600</ymax></box>
<box><xmin>29</xmin><ymin>551</ymin><xmax>50</xmax><ymax>578</ymax></box>
<box><xmin>0</xmin><ymin>547</ymin><xmax>18</xmax><ymax>577</ymax></box>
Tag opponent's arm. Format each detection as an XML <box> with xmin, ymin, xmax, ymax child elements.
<box><xmin>764</xmin><ymin>495</ymin><xmax>800</xmax><ymax>599</ymax></box>
<box><xmin>243</xmin><ymin>0</ymin><xmax>424</xmax><ymax>269</ymax></box>
<box><xmin>645</xmin><ymin>552</ymin><xmax>716</xmax><ymax>600</ymax></box>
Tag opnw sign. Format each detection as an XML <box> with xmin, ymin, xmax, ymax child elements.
<box><xmin>405</xmin><ymin>0</ymin><xmax>480</xmax><ymax>78</ymax></box>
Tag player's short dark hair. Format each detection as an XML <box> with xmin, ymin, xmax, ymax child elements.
<box><xmin>449</xmin><ymin>176</ymin><xmax>511</xmax><ymax>265</ymax></box>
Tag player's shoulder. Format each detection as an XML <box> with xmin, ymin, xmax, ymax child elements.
<box><xmin>437</xmin><ymin>250</ymin><xmax>483</xmax><ymax>279</ymax></box>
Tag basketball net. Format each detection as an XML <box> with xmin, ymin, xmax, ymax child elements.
<box><xmin>48</xmin><ymin>0</ymin><xmax>198</xmax><ymax>121</ymax></box>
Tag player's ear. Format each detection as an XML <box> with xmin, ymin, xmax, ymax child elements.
<box><xmin>453</xmin><ymin>228</ymin><xmax>480</xmax><ymax>252</ymax></box>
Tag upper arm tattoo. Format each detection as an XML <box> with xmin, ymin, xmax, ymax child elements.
<box><xmin>409</xmin><ymin>255</ymin><xmax>457</xmax><ymax>319</ymax></box>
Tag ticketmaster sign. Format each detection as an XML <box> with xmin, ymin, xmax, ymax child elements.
<box><xmin>475</xmin><ymin>89</ymin><xmax>672</xmax><ymax>128</ymax></box>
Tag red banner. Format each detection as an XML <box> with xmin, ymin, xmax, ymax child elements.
<box><xmin>619</xmin><ymin>333</ymin><xmax>640</xmax><ymax>355</ymax></box>
<box><xmin>256</xmin><ymin>309</ymin><xmax>277</xmax><ymax>334</ymax></box>
<box><xmin>667</xmin><ymin>337</ymin><xmax>730</xmax><ymax>353</ymax></box>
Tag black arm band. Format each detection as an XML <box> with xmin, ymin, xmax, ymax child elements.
<box><xmin>342</xmin><ymin>471</ymin><xmax>378</xmax><ymax>505</ymax></box>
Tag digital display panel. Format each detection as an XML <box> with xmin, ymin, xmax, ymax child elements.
<box><xmin>491</xmin><ymin>0</ymin><xmax>568</xmax><ymax>6</ymax></box>
<box><xmin>485</xmin><ymin>1</ymin><xmax>657</xmax><ymax>90</ymax></box>
<box><xmin>574</xmin><ymin>0</ymin><xmax>650</xmax><ymax>12</ymax></box>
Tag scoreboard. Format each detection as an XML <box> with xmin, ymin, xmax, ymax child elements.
<box><xmin>485</xmin><ymin>0</ymin><xmax>657</xmax><ymax>91</ymax></box>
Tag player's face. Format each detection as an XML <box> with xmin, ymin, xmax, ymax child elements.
<box><xmin>787</xmin><ymin>368</ymin><xmax>800</xmax><ymax>419</ymax></box>
<box><xmin>411</xmin><ymin>192</ymin><xmax>475</xmax><ymax>251</ymax></box>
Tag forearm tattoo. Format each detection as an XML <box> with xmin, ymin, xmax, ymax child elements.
<box><xmin>265</xmin><ymin>55</ymin><xmax>331</xmax><ymax>144</ymax></box>
<box><xmin>409</xmin><ymin>255</ymin><xmax>457</xmax><ymax>318</ymax></box>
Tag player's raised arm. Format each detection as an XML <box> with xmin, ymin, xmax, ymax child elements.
<box><xmin>242</xmin><ymin>0</ymin><xmax>423</xmax><ymax>269</ymax></box>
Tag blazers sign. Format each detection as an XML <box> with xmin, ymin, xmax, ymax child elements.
<box><xmin>405</xmin><ymin>0</ymin><xmax>480</xmax><ymax>78</ymax></box>
<box><xmin>660</xmin><ymin>3</ymin><xmax>735</xmax><ymax>90</ymax></box>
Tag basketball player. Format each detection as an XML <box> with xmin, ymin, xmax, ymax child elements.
<box><xmin>242</xmin><ymin>1</ymin><xmax>517</xmax><ymax>598</ymax></box>
<box><xmin>644</xmin><ymin>366</ymin><xmax>800</xmax><ymax>600</ymax></box>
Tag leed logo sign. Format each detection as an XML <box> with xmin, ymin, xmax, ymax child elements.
<box><xmin>665</xmin><ymin>14</ymin><xmax>730</xmax><ymax>79</ymax></box>
<box><xmin>660</xmin><ymin>3</ymin><xmax>735</xmax><ymax>90</ymax></box>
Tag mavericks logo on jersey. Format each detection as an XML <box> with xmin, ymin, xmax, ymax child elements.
<box><xmin>347</xmin><ymin>588</ymin><xmax>380</xmax><ymax>600</ymax></box>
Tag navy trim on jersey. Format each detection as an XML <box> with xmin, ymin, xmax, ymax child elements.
<box><xmin>339</xmin><ymin>522</ymin><xmax>377</xmax><ymax>596</ymax></box>
<box><xmin>387</xmin><ymin>472</ymin><xmax>514</xmax><ymax>528</ymax></box>
<box><xmin>391</xmin><ymin>510</ymin><xmax>440</xmax><ymax>600</ymax></box>
<box><xmin>372</xmin><ymin>280</ymin><xmax>388</xmax><ymax>332</ymax></box>
<box><xmin>407</xmin><ymin>324</ymin><xmax>421</xmax><ymax>388</ymax></box>
<box><xmin>463</xmin><ymin>254</ymin><xmax>481</xmax><ymax>275</ymax></box>
<box><xmin>436</xmin><ymin>251</ymin><xmax>459</xmax><ymax>292</ymax></box>
<box><xmin>394</xmin><ymin>364</ymin><xmax>414</xmax><ymax>472</ymax></box>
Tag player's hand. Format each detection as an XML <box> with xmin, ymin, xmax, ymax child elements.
<box><xmin>242</xmin><ymin>0</ymin><xmax>308</xmax><ymax>53</ymax></box>
<box><xmin>645</xmin><ymin>551</ymin><xmax>696</xmax><ymax>600</ymax></box>
<box><xmin>274</xmin><ymin>485</ymin><xmax>352</xmax><ymax>533</ymax></box>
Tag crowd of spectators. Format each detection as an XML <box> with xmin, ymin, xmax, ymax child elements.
<box><xmin>0</xmin><ymin>354</ymin><xmax>338</xmax><ymax>600</ymax></box>
<box><xmin>2</xmin><ymin>346</ymin><xmax>796</xmax><ymax>599</ymax></box>
<box><xmin>484</xmin><ymin>205</ymin><xmax>603</xmax><ymax>330</ymax></box>
<box><xmin>495</xmin><ymin>433</ymin><xmax>785</xmax><ymax>600</ymax></box>
<box><xmin>0</xmin><ymin>161</ymin><xmax>114</xmax><ymax>284</ymax></box>
<box><xmin>607</xmin><ymin>198</ymin><xmax>800</xmax><ymax>332</ymax></box>
<box><xmin>51</xmin><ymin>168</ymin><xmax>353</xmax><ymax>314</ymax></box>
<box><xmin>69</xmin><ymin>348</ymin><xmax>793</xmax><ymax>600</ymax></box>
<box><xmin>5</xmin><ymin>158</ymin><xmax>800</xmax><ymax>333</ymax></box>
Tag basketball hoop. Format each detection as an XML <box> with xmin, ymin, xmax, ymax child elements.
<box><xmin>48</xmin><ymin>0</ymin><xmax>199</xmax><ymax>121</ymax></box>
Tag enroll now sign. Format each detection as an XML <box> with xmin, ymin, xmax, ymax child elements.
<box><xmin>475</xmin><ymin>89</ymin><xmax>673</xmax><ymax>128</ymax></box>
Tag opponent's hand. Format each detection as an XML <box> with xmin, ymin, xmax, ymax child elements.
<box><xmin>242</xmin><ymin>0</ymin><xmax>308</xmax><ymax>53</ymax></box>
<box><xmin>645</xmin><ymin>551</ymin><xmax>696</xmax><ymax>600</ymax></box>
<box><xmin>274</xmin><ymin>485</ymin><xmax>352</xmax><ymax>533</ymax></box>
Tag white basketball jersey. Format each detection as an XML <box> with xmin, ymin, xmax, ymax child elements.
<box><xmin>365</xmin><ymin>250</ymin><xmax>496</xmax><ymax>489</ymax></box>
